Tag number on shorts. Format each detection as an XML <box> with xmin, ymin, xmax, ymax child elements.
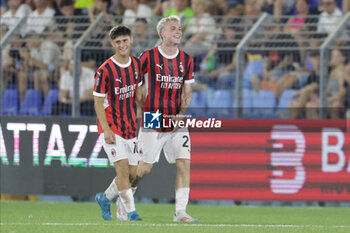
<box><xmin>182</xmin><ymin>135</ymin><xmax>189</xmax><ymax>148</ymax></box>
<box><xmin>133</xmin><ymin>142</ymin><xmax>138</xmax><ymax>153</ymax></box>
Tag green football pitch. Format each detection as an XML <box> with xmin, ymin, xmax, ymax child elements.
<box><xmin>1</xmin><ymin>201</ymin><xmax>349</xmax><ymax>233</ymax></box>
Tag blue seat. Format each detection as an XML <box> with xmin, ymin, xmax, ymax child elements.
<box><xmin>276</xmin><ymin>89</ymin><xmax>296</xmax><ymax>118</ymax></box>
<box><xmin>19</xmin><ymin>89</ymin><xmax>42</xmax><ymax>116</ymax></box>
<box><xmin>40</xmin><ymin>89</ymin><xmax>59</xmax><ymax>116</ymax></box>
<box><xmin>253</xmin><ymin>90</ymin><xmax>276</xmax><ymax>118</ymax></box>
<box><xmin>1</xmin><ymin>89</ymin><xmax>19</xmax><ymax>116</ymax></box>
<box><xmin>190</xmin><ymin>91</ymin><xmax>207</xmax><ymax>108</ymax></box>
<box><xmin>208</xmin><ymin>89</ymin><xmax>232</xmax><ymax>118</ymax></box>
<box><xmin>188</xmin><ymin>90</ymin><xmax>207</xmax><ymax>118</ymax></box>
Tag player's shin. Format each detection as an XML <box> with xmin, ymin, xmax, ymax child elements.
<box><xmin>104</xmin><ymin>177</ymin><xmax>119</xmax><ymax>201</ymax></box>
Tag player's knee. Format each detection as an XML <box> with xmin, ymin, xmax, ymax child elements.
<box><xmin>115</xmin><ymin>162</ymin><xmax>130</xmax><ymax>179</ymax></box>
<box><xmin>129</xmin><ymin>166</ymin><xmax>137</xmax><ymax>178</ymax></box>
<box><xmin>138</xmin><ymin>163</ymin><xmax>153</xmax><ymax>177</ymax></box>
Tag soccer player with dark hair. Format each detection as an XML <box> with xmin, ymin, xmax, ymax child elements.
<box><xmin>117</xmin><ymin>15</ymin><xmax>199</xmax><ymax>222</ymax></box>
<box><xmin>94</xmin><ymin>25</ymin><xmax>143</xmax><ymax>221</ymax></box>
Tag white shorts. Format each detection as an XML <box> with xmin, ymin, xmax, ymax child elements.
<box><xmin>138</xmin><ymin>127</ymin><xmax>191</xmax><ymax>164</ymax></box>
<box><xmin>100</xmin><ymin>133</ymin><xmax>139</xmax><ymax>166</ymax></box>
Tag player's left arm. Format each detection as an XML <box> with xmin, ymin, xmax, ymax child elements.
<box><xmin>178</xmin><ymin>82</ymin><xmax>192</xmax><ymax>117</ymax></box>
<box><xmin>178</xmin><ymin>54</ymin><xmax>194</xmax><ymax>118</ymax></box>
<box><xmin>173</xmin><ymin>83</ymin><xmax>192</xmax><ymax>131</ymax></box>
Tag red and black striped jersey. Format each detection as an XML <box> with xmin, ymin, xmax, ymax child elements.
<box><xmin>139</xmin><ymin>46</ymin><xmax>194</xmax><ymax>130</ymax></box>
<box><xmin>93</xmin><ymin>56</ymin><xmax>142</xmax><ymax>139</ymax></box>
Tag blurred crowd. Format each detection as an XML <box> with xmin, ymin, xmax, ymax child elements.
<box><xmin>1</xmin><ymin>0</ymin><xmax>349</xmax><ymax>118</ymax></box>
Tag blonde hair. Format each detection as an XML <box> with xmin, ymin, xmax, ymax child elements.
<box><xmin>156</xmin><ymin>15</ymin><xmax>181</xmax><ymax>40</ymax></box>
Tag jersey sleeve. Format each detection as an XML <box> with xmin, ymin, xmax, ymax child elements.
<box><xmin>137</xmin><ymin>59</ymin><xmax>144</xmax><ymax>87</ymax></box>
<box><xmin>184</xmin><ymin>55</ymin><xmax>195</xmax><ymax>84</ymax></box>
<box><xmin>93</xmin><ymin>67</ymin><xmax>109</xmax><ymax>97</ymax></box>
<box><xmin>139</xmin><ymin>51</ymin><xmax>149</xmax><ymax>75</ymax></box>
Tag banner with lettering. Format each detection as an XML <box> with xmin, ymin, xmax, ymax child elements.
<box><xmin>190</xmin><ymin>120</ymin><xmax>350</xmax><ymax>201</ymax></box>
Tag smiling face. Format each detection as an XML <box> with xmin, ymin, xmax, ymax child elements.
<box><xmin>161</xmin><ymin>20</ymin><xmax>182</xmax><ymax>45</ymax></box>
<box><xmin>322</xmin><ymin>0</ymin><xmax>337</xmax><ymax>14</ymax></box>
<box><xmin>296</xmin><ymin>0</ymin><xmax>308</xmax><ymax>14</ymax></box>
<box><xmin>111</xmin><ymin>35</ymin><xmax>133</xmax><ymax>57</ymax></box>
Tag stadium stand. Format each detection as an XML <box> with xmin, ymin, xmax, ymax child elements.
<box><xmin>0</xmin><ymin>0</ymin><xmax>349</xmax><ymax>119</ymax></box>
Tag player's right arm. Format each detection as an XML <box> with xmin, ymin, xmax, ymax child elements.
<box><xmin>93</xmin><ymin>67</ymin><xmax>115</xmax><ymax>144</ymax></box>
<box><xmin>94</xmin><ymin>97</ymin><xmax>115</xmax><ymax>144</ymax></box>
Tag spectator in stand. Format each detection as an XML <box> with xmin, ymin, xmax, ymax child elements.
<box><xmin>56</xmin><ymin>0</ymin><xmax>85</xmax><ymax>38</ymax></box>
<box><xmin>121</xmin><ymin>0</ymin><xmax>153</xmax><ymax>27</ymax></box>
<box><xmin>25</xmin><ymin>0</ymin><xmax>55</xmax><ymax>35</ymax></box>
<box><xmin>90</xmin><ymin>0</ymin><xmax>114</xmax><ymax>22</ymax></box>
<box><xmin>153</xmin><ymin>0</ymin><xmax>171</xmax><ymax>16</ymax></box>
<box><xmin>1</xmin><ymin>35</ymin><xmax>27</xmax><ymax>99</ymax></box>
<box><xmin>344</xmin><ymin>0</ymin><xmax>350</xmax><ymax>12</ymax></box>
<box><xmin>52</xmin><ymin>58</ymin><xmax>95</xmax><ymax>116</ymax></box>
<box><xmin>273</xmin><ymin>33</ymin><xmax>327</xmax><ymax>99</ymax></box>
<box><xmin>284</xmin><ymin>0</ymin><xmax>318</xmax><ymax>36</ymax></box>
<box><xmin>164</xmin><ymin>0</ymin><xmax>194</xmax><ymax>25</ymax></box>
<box><xmin>74</xmin><ymin>0</ymin><xmax>94</xmax><ymax>15</ymax></box>
<box><xmin>198</xmin><ymin>19</ymin><xmax>242</xmax><ymax>88</ymax></box>
<box><xmin>109</xmin><ymin>0</ymin><xmax>125</xmax><ymax>17</ymax></box>
<box><xmin>243</xmin><ymin>0</ymin><xmax>264</xmax><ymax>27</ymax></box>
<box><xmin>182</xmin><ymin>0</ymin><xmax>216</xmax><ymax>57</ymax></box>
<box><xmin>317</xmin><ymin>0</ymin><xmax>343</xmax><ymax>34</ymax></box>
<box><xmin>303</xmin><ymin>49</ymin><xmax>348</xmax><ymax>119</ymax></box>
<box><xmin>343</xmin><ymin>62</ymin><xmax>350</xmax><ymax>118</ymax></box>
<box><xmin>250</xmin><ymin>25</ymin><xmax>300</xmax><ymax>94</ymax></box>
<box><xmin>19</xmin><ymin>31</ymin><xmax>61</xmax><ymax>98</ymax></box>
<box><xmin>56</xmin><ymin>0</ymin><xmax>83</xmax><ymax>17</ymax></box>
<box><xmin>334</xmin><ymin>60</ymin><xmax>350</xmax><ymax>119</ymax></box>
<box><xmin>288</xmin><ymin>51</ymin><xmax>320</xmax><ymax>119</ymax></box>
<box><xmin>224</xmin><ymin>0</ymin><xmax>244</xmax><ymax>16</ymax></box>
<box><xmin>131</xmin><ymin>18</ymin><xmax>155</xmax><ymax>57</ymax></box>
<box><xmin>1</xmin><ymin>0</ymin><xmax>32</xmax><ymax>34</ymax></box>
<box><xmin>269</xmin><ymin>0</ymin><xmax>296</xmax><ymax>18</ymax></box>
<box><xmin>1</xmin><ymin>0</ymin><xmax>7</xmax><ymax>15</ymax></box>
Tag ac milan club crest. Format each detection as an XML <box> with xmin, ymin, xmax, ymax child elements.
<box><xmin>179</xmin><ymin>62</ymin><xmax>184</xmax><ymax>73</ymax></box>
<box><xmin>111</xmin><ymin>148</ymin><xmax>116</xmax><ymax>157</ymax></box>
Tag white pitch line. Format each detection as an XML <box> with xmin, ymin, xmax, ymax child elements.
<box><xmin>1</xmin><ymin>222</ymin><xmax>350</xmax><ymax>228</ymax></box>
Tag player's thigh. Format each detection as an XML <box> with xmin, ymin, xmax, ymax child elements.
<box><xmin>138</xmin><ymin>128</ymin><xmax>165</xmax><ymax>164</ymax></box>
<box><xmin>163</xmin><ymin>128</ymin><xmax>191</xmax><ymax>164</ymax></box>
<box><xmin>100</xmin><ymin>133</ymin><xmax>130</xmax><ymax>164</ymax></box>
<box><xmin>124</xmin><ymin>137</ymin><xmax>140</xmax><ymax>166</ymax></box>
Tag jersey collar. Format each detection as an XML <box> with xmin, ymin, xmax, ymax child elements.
<box><xmin>158</xmin><ymin>46</ymin><xmax>179</xmax><ymax>59</ymax></box>
<box><xmin>111</xmin><ymin>56</ymin><xmax>131</xmax><ymax>68</ymax></box>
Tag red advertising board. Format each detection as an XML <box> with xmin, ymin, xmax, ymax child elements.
<box><xmin>190</xmin><ymin>120</ymin><xmax>350</xmax><ymax>201</ymax></box>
